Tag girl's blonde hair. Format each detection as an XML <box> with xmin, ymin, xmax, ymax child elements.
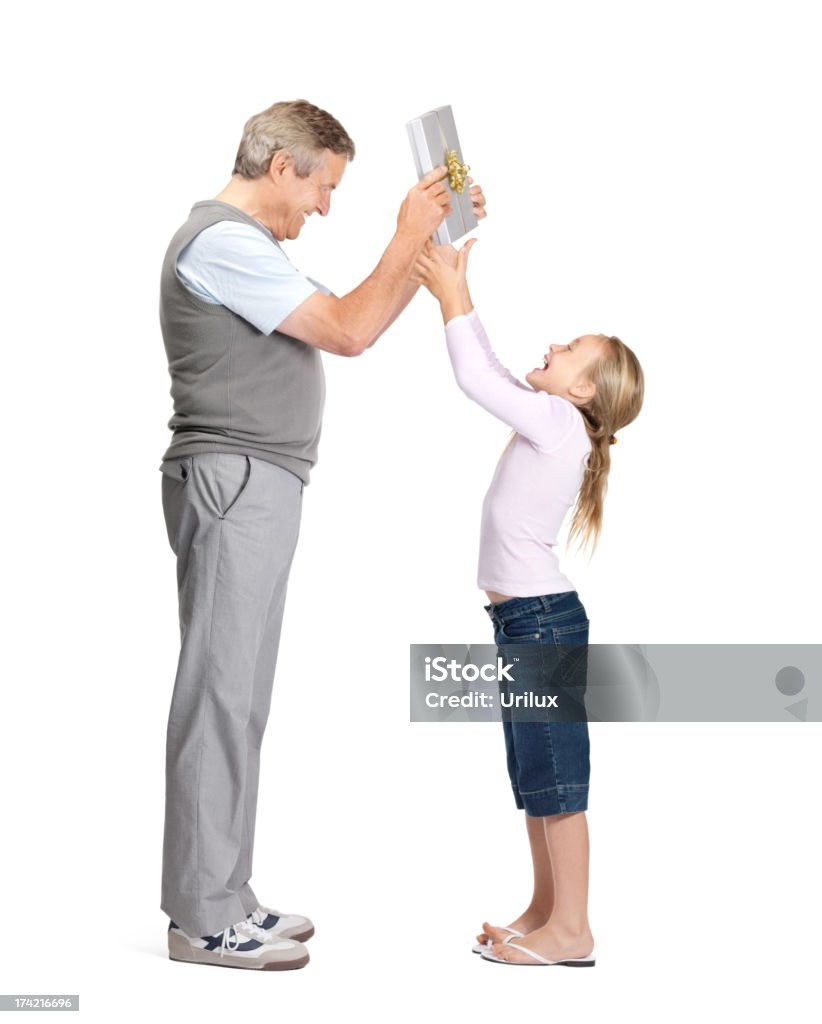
<box><xmin>567</xmin><ymin>335</ymin><xmax>644</xmax><ymax>555</ymax></box>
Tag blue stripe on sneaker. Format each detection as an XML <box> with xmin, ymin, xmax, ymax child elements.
<box><xmin>202</xmin><ymin>931</ymin><xmax>264</xmax><ymax>952</ymax></box>
<box><xmin>260</xmin><ymin>913</ymin><xmax>280</xmax><ymax>929</ymax></box>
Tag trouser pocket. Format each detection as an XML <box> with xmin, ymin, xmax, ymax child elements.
<box><xmin>183</xmin><ymin>453</ymin><xmax>254</xmax><ymax>520</ymax></box>
<box><xmin>160</xmin><ymin>457</ymin><xmax>193</xmax><ymax>554</ymax></box>
<box><xmin>159</xmin><ymin>456</ymin><xmax>193</xmax><ymax>482</ymax></box>
<box><xmin>213</xmin><ymin>454</ymin><xmax>253</xmax><ymax>519</ymax></box>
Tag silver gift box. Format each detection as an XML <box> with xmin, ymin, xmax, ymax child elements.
<box><xmin>406</xmin><ymin>105</ymin><xmax>477</xmax><ymax>245</ymax></box>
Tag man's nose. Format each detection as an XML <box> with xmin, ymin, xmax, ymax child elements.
<box><xmin>317</xmin><ymin>194</ymin><xmax>331</xmax><ymax>216</ymax></box>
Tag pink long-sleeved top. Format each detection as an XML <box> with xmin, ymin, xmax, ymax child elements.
<box><xmin>444</xmin><ymin>309</ymin><xmax>593</xmax><ymax>597</ymax></box>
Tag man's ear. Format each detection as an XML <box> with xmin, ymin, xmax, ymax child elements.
<box><xmin>267</xmin><ymin>150</ymin><xmax>291</xmax><ymax>184</ymax></box>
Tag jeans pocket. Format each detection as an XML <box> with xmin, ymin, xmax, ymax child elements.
<box><xmin>497</xmin><ymin>616</ymin><xmax>542</xmax><ymax>643</ymax></box>
<box><xmin>551</xmin><ymin>620</ymin><xmax>590</xmax><ymax>686</ymax></box>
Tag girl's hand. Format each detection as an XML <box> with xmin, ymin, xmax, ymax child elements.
<box><xmin>431</xmin><ymin>241</ymin><xmax>460</xmax><ymax>270</ymax></box>
<box><xmin>412</xmin><ymin>238</ymin><xmax>477</xmax><ymax>307</ymax></box>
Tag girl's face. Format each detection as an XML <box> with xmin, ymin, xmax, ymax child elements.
<box><xmin>526</xmin><ymin>334</ymin><xmax>607</xmax><ymax>403</ymax></box>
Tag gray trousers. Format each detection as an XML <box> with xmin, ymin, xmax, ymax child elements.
<box><xmin>159</xmin><ymin>452</ymin><xmax>303</xmax><ymax>937</ymax></box>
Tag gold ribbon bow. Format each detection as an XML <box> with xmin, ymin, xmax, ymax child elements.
<box><xmin>446</xmin><ymin>149</ymin><xmax>470</xmax><ymax>194</ymax></box>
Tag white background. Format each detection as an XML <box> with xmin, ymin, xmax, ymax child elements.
<box><xmin>2</xmin><ymin>0</ymin><xmax>820</xmax><ymax>1020</ymax></box>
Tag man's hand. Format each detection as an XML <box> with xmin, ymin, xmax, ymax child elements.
<box><xmin>396</xmin><ymin>165</ymin><xmax>452</xmax><ymax>247</ymax></box>
<box><xmin>467</xmin><ymin>176</ymin><xmax>487</xmax><ymax>220</ymax></box>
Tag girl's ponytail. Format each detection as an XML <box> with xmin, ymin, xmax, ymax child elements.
<box><xmin>567</xmin><ymin>336</ymin><xmax>644</xmax><ymax>555</ymax></box>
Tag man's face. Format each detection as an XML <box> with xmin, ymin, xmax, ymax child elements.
<box><xmin>279</xmin><ymin>149</ymin><xmax>348</xmax><ymax>240</ymax></box>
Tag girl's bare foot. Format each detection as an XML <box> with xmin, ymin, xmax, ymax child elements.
<box><xmin>490</xmin><ymin>922</ymin><xmax>594</xmax><ymax>964</ymax></box>
<box><xmin>476</xmin><ymin>908</ymin><xmax>550</xmax><ymax>947</ymax></box>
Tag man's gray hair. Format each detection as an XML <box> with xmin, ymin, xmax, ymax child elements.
<box><xmin>233</xmin><ymin>99</ymin><xmax>356</xmax><ymax>179</ymax></box>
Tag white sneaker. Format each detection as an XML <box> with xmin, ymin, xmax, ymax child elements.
<box><xmin>247</xmin><ymin>905</ymin><xmax>314</xmax><ymax>943</ymax></box>
<box><xmin>168</xmin><ymin>918</ymin><xmax>309</xmax><ymax>970</ymax></box>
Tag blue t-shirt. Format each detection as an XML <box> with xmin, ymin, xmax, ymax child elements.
<box><xmin>176</xmin><ymin>219</ymin><xmax>329</xmax><ymax>334</ymax></box>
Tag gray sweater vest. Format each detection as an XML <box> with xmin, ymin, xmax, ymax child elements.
<box><xmin>159</xmin><ymin>200</ymin><xmax>325</xmax><ymax>484</ymax></box>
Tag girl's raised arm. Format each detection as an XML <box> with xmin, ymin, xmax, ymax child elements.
<box><xmin>413</xmin><ymin>241</ymin><xmax>582</xmax><ymax>452</ymax></box>
<box><xmin>444</xmin><ymin>311</ymin><xmax>580</xmax><ymax>453</ymax></box>
<box><xmin>464</xmin><ymin>308</ymin><xmax>533</xmax><ymax>392</ymax></box>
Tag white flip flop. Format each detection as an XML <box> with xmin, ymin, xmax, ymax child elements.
<box><xmin>481</xmin><ymin>933</ymin><xmax>596</xmax><ymax>966</ymax></box>
<box><xmin>471</xmin><ymin>926</ymin><xmax>524</xmax><ymax>955</ymax></box>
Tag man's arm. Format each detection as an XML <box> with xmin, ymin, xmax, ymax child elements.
<box><xmin>276</xmin><ymin>166</ymin><xmax>450</xmax><ymax>356</ymax></box>
<box><xmin>362</xmin><ymin>178</ymin><xmax>486</xmax><ymax>349</ymax></box>
<box><xmin>363</xmin><ymin>278</ymin><xmax>420</xmax><ymax>348</ymax></box>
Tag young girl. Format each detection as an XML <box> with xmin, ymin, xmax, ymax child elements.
<box><xmin>412</xmin><ymin>239</ymin><xmax>644</xmax><ymax>967</ymax></box>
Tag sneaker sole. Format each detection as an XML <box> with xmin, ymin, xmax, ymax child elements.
<box><xmin>169</xmin><ymin>934</ymin><xmax>309</xmax><ymax>970</ymax></box>
<box><xmin>169</xmin><ymin>950</ymin><xmax>309</xmax><ymax>971</ymax></box>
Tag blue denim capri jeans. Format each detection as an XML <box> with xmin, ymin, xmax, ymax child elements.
<box><xmin>484</xmin><ymin>591</ymin><xmax>590</xmax><ymax>817</ymax></box>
